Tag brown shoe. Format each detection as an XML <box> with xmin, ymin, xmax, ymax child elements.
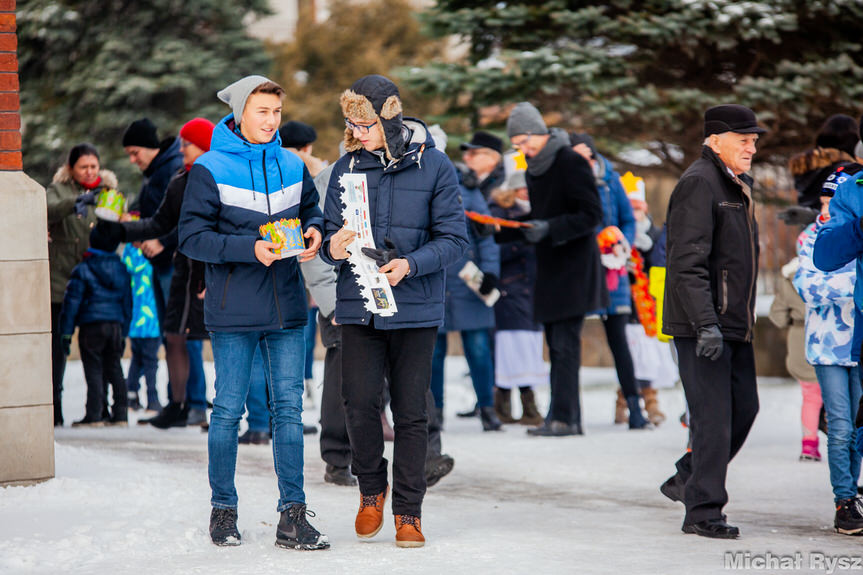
<box><xmin>641</xmin><ymin>387</ymin><xmax>666</xmax><ymax>425</ymax></box>
<box><xmin>614</xmin><ymin>389</ymin><xmax>628</xmax><ymax>424</ymax></box>
<box><xmin>494</xmin><ymin>387</ymin><xmax>517</xmax><ymax>424</ymax></box>
<box><xmin>355</xmin><ymin>485</ymin><xmax>388</xmax><ymax>539</ymax></box>
<box><xmin>518</xmin><ymin>388</ymin><xmax>544</xmax><ymax>426</ymax></box>
<box><xmin>394</xmin><ymin>514</ymin><xmax>425</xmax><ymax>548</ymax></box>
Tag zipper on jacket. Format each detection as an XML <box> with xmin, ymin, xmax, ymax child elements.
<box><xmin>261</xmin><ymin>149</ymin><xmax>284</xmax><ymax>329</ymax></box>
<box><xmin>720</xmin><ymin>269</ymin><xmax>728</xmax><ymax>315</ymax></box>
<box><xmin>220</xmin><ymin>270</ymin><xmax>233</xmax><ymax>310</ymax></box>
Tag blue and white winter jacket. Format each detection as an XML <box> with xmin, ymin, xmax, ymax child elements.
<box><xmin>812</xmin><ymin>164</ymin><xmax>863</xmax><ymax>361</ymax></box>
<box><xmin>178</xmin><ymin>114</ymin><xmax>323</xmax><ymax>332</ymax></box>
<box><xmin>795</xmin><ymin>218</ymin><xmax>857</xmax><ymax>366</ymax></box>
<box><xmin>592</xmin><ymin>154</ymin><xmax>636</xmax><ymax>316</ymax></box>
<box><xmin>319</xmin><ymin>118</ymin><xmax>469</xmax><ymax>329</ymax></box>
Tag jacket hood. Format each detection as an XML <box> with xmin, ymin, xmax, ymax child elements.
<box><xmin>52</xmin><ymin>166</ymin><xmax>119</xmax><ymax>189</ymax></box>
<box><xmin>209</xmin><ymin>113</ymin><xmax>283</xmax><ymax>160</ymax></box>
<box><xmin>86</xmin><ymin>249</ymin><xmax>127</xmax><ymax>291</ymax></box>
<box><xmin>788</xmin><ymin>147</ymin><xmax>854</xmax><ymax>177</ymax></box>
<box><xmin>340</xmin><ymin>75</ymin><xmax>404</xmax><ymax>162</ymax></box>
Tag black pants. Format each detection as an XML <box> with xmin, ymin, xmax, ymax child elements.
<box><xmin>673</xmin><ymin>337</ymin><xmax>759</xmax><ymax>524</ymax></box>
<box><xmin>544</xmin><ymin>316</ymin><xmax>585</xmax><ymax>426</ymax></box>
<box><xmin>51</xmin><ymin>303</ymin><xmax>66</xmax><ymax>424</ymax></box>
<box><xmin>79</xmin><ymin>322</ymin><xmax>128</xmax><ymax>421</ymax></box>
<box><xmin>318</xmin><ymin>313</ymin><xmax>351</xmax><ymax>469</ymax></box>
<box><xmin>341</xmin><ymin>323</ymin><xmax>437</xmax><ymax>517</ymax></box>
<box><xmin>601</xmin><ymin>313</ymin><xmax>639</xmax><ymax>398</ymax></box>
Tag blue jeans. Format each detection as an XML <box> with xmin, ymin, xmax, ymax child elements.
<box><xmin>431</xmin><ymin>329</ymin><xmax>494</xmax><ymax>409</ymax></box>
<box><xmin>245</xmin><ymin>346</ymin><xmax>272</xmax><ymax>433</ymax></box>
<box><xmin>209</xmin><ymin>329</ymin><xmax>305</xmax><ymax>511</ymax></box>
<box><xmin>185</xmin><ymin>339</ymin><xmax>207</xmax><ymax>410</ymax></box>
<box><xmin>815</xmin><ymin>364</ymin><xmax>862</xmax><ymax>502</ymax></box>
<box><xmin>304</xmin><ymin>306</ymin><xmax>318</xmax><ymax>380</ymax></box>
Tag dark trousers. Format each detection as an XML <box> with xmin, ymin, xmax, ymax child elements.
<box><xmin>79</xmin><ymin>322</ymin><xmax>128</xmax><ymax>421</ymax></box>
<box><xmin>127</xmin><ymin>337</ymin><xmax>161</xmax><ymax>408</ymax></box>
<box><xmin>318</xmin><ymin>313</ymin><xmax>351</xmax><ymax>469</ymax></box>
<box><xmin>544</xmin><ymin>316</ymin><xmax>585</xmax><ymax>426</ymax></box>
<box><xmin>673</xmin><ymin>337</ymin><xmax>759</xmax><ymax>524</ymax></box>
<box><xmin>341</xmin><ymin>323</ymin><xmax>437</xmax><ymax>517</ymax></box>
<box><xmin>51</xmin><ymin>303</ymin><xmax>67</xmax><ymax>424</ymax></box>
<box><xmin>601</xmin><ymin>313</ymin><xmax>639</xmax><ymax>398</ymax></box>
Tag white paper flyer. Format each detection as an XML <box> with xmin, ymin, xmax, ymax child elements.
<box><xmin>338</xmin><ymin>173</ymin><xmax>398</xmax><ymax>317</ymax></box>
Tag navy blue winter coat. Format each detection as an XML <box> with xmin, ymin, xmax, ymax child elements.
<box><xmin>130</xmin><ymin>137</ymin><xmax>184</xmax><ymax>271</ymax></box>
<box><xmin>178</xmin><ymin>114</ymin><xmax>323</xmax><ymax>332</ymax></box>
<box><xmin>441</xmin><ymin>184</ymin><xmax>500</xmax><ymax>332</ymax></box>
<box><xmin>489</xmin><ymin>200</ymin><xmax>540</xmax><ymax>332</ymax></box>
<box><xmin>320</xmin><ymin>118</ymin><xmax>469</xmax><ymax>330</ymax></box>
<box><xmin>60</xmin><ymin>249</ymin><xmax>132</xmax><ymax>336</ymax></box>
<box><xmin>592</xmin><ymin>154</ymin><xmax>636</xmax><ymax>316</ymax></box>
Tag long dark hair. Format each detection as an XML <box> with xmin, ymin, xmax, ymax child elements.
<box><xmin>67</xmin><ymin>143</ymin><xmax>100</xmax><ymax>168</ymax></box>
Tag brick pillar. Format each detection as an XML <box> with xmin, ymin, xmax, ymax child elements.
<box><xmin>0</xmin><ymin>0</ymin><xmax>55</xmax><ymax>486</ymax></box>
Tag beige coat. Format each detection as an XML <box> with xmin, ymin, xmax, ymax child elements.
<box><xmin>768</xmin><ymin>259</ymin><xmax>816</xmax><ymax>382</ymax></box>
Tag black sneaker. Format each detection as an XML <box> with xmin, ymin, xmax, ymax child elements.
<box><xmin>238</xmin><ymin>430</ymin><xmax>270</xmax><ymax>445</ymax></box>
<box><xmin>682</xmin><ymin>518</ymin><xmax>740</xmax><ymax>539</ymax></box>
<box><xmin>835</xmin><ymin>497</ymin><xmax>863</xmax><ymax>535</ymax></box>
<box><xmin>275</xmin><ymin>504</ymin><xmax>330</xmax><ymax>550</ymax></box>
<box><xmin>150</xmin><ymin>401</ymin><xmax>188</xmax><ymax>429</ymax></box>
<box><xmin>425</xmin><ymin>453</ymin><xmax>454</xmax><ymax>487</ymax></box>
<box><xmin>324</xmin><ymin>465</ymin><xmax>357</xmax><ymax>486</ymax></box>
<box><xmin>209</xmin><ymin>508</ymin><xmax>241</xmax><ymax>546</ymax></box>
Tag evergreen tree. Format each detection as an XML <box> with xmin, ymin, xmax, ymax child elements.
<box><xmin>18</xmin><ymin>0</ymin><xmax>272</xmax><ymax>186</ymax></box>
<box><xmin>402</xmin><ymin>0</ymin><xmax>863</xmax><ymax>172</ymax></box>
<box><xmin>271</xmin><ymin>0</ymin><xmax>441</xmax><ymax>163</ymax></box>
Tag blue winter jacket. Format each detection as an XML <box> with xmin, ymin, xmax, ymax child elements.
<box><xmin>592</xmin><ymin>154</ymin><xmax>636</xmax><ymax>315</ymax></box>
<box><xmin>813</xmin><ymin>164</ymin><xmax>863</xmax><ymax>361</ymax></box>
<box><xmin>178</xmin><ymin>114</ymin><xmax>323</xmax><ymax>332</ymax></box>
<box><xmin>60</xmin><ymin>248</ymin><xmax>132</xmax><ymax>336</ymax></box>
<box><xmin>441</xmin><ymin>184</ymin><xmax>500</xmax><ymax>332</ymax></box>
<box><xmin>131</xmin><ymin>138</ymin><xmax>184</xmax><ymax>271</ymax></box>
<box><xmin>122</xmin><ymin>244</ymin><xmax>160</xmax><ymax>339</ymax></box>
<box><xmin>319</xmin><ymin>118</ymin><xmax>469</xmax><ymax>329</ymax></box>
<box><xmin>795</xmin><ymin>219</ymin><xmax>857</xmax><ymax>366</ymax></box>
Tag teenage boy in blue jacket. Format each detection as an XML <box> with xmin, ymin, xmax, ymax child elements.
<box><xmin>321</xmin><ymin>75</ymin><xmax>468</xmax><ymax>548</ymax></box>
<box><xmin>178</xmin><ymin>75</ymin><xmax>328</xmax><ymax>550</ymax></box>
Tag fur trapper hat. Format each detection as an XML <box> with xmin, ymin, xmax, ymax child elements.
<box><xmin>340</xmin><ymin>75</ymin><xmax>404</xmax><ymax>162</ymax></box>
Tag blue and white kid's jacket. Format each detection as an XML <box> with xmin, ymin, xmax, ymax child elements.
<box><xmin>178</xmin><ymin>114</ymin><xmax>324</xmax><ymax>331</ymax></box>
<box><xmin>795</xmin><ymin>218</ymin><xmax>857</xmax><ymax>366</ymax></box>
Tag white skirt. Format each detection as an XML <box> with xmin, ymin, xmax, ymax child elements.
<box><xmin>624</xmin><ymin>323</ymin><xmax>679</xmax><ymax>389</ymax></box>
<box><xmin>495</xmin><ymin>330</ymin><xmax>549</xmax><ymax>389</ymax></box>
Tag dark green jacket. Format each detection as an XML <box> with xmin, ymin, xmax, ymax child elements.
<box><xmin>46</xmin><ymin>166</ymin><xmax>119</xmax><ymax>303</ymax></box>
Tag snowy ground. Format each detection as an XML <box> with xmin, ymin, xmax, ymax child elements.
<box><xmin>1</xmin><ymin>358</ymin><xmax>861</xmax><ymax>575</ymax></box>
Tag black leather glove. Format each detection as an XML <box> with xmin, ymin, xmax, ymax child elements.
<box><xmin>778</xmin><ymin>206</ymin><xmax>818</xmax><ymax>227</ymax></box>
<box><xmin>96</xmin><ymin>219</ymin><xmax>126</xmax><ymax>244</ymax></box>
<box><xmin>74</xmin><ymin>190</ymin><xmax>97</xmax><ymax>217</ymax></box>
<box><xmin>479</xmin><ymin>273</ymin><xmax>498</xmax><ymax>295</ymax></box>
<box><xmin>61</xmin><ymin>335</ymin><xmax>72</xmax><ymax>357</ymax></box>
<box><xmin>522</xmin><ymin>220</ymin><xmax>550</xmax><ymax>243</ymax></box>
<box><xmin>361</xmin><ymin>239</ymin><xmax>399</xmax><ymax>268</ymax></box>
<box><xmin>695</xmin><ymin>324</ymin><xmax>724</xmax><ymax>361</ymax></box>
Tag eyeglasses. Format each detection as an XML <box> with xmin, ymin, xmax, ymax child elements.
<box><xmin>510</xmin><ymin>135</ymin><xmax>532</xmax><ymax>150</ymax></box>
<box><xmin>345</xmin><ymin>118</ymin><xmax>377</xmax><ymax>134</ymax></box>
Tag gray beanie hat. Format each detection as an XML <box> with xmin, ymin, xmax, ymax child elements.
<box><xmin>217</xmin><ymin>75</ymin><xmax>272</xmax><ymax>124</ymax></box>
<box><xmin>507</xmin><ymin>102</ymin><xmax>549</xmax><ymax>138</ymax></box>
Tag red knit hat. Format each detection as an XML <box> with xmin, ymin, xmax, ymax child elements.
<box><xmin>179</xmin><ymin>118</ymin><xmax>215</xmax><ymax>152</ymax></box>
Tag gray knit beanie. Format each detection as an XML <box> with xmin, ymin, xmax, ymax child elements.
<box><xmin>507</xmin><ymin>102</ymin><xmax>549</xmax><ymax>138</ymax></box>
<box><xmin>217</xmin><ymin>75</ymin><xmax>271</xmax><ymax>125</ymax></box>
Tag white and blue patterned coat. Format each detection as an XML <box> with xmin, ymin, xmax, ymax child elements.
<box><xmin>794</xmin><ymin>219</ymin><xmax>857</xmax><ymax>366</ymax></box>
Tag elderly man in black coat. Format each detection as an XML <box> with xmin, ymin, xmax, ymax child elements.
<box><xmin>506</xmin><ymin>102</ymin><xmax>608</xmax><ymax>437</ymax></box>
<box><xmin>659</xmin><ymin>104</ymin><xmax>764</xmax><ymax>540</ymax></box>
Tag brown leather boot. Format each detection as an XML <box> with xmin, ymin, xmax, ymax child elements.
<box><xmin>641</xmin><ymin>387</ymin><xmax>666</xmax><ymax>425</ymax></box>
<box><xmin>614</xmin><ymin>389</ymin><xmax>628</xmax><ymax>424</ymax></box>
<box><xmin>494</xmin><ymin>387</ymin><xmax>517</xmax><ymax>424</ymax></box>
<box><xmin>394</xmin><ymin>514</ymin><xmax>425</xmax><ymax>548</ymax></box>
<box><xmin>518</xmin><ymin>388</ymin><xmax>544</xmax><ymax>426</ymax></box>
<box><xmin>355</xmin><ymin>485</ymin><xmax>388</xmax><ymax>539</ymax></box>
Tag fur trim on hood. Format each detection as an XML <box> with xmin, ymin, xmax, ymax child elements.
<box><xmin>52</xmin><ymin>165</ymin><xmax>119</xmax><ymax>190</ymax></box>
<box><xmin>340</xmin><ymin>75</ymin><xmax>404</xmax><ymax>162</ymax></box>
<box><xmin>788</xmin><ymin>147</ymin><xmax>854</xmax><ymax>177</ymax></box>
